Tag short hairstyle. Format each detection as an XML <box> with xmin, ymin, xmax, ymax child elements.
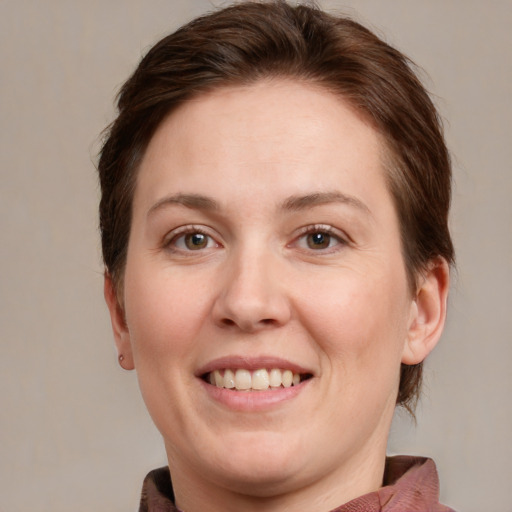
<box><xmin>98</xmin><ymin>0</ymin><xmax>454</xmax><ymax>413</ymax></box>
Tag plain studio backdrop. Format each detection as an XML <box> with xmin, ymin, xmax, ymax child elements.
<box><xmin>1</xmin><ymin>1</ymin><xmax>511</xmax><ymax>511</ymax></box>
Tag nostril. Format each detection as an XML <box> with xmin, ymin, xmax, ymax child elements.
<box><xmin>219</xmin><ymin>317</ymin><xmax>277</xmax><ymax>331</ymax></box>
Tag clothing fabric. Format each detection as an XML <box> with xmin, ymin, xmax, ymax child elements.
<box><xmin>138</xmin><ymin>455</ymin><xmax>455</xmax><ymax>512</ymax></box>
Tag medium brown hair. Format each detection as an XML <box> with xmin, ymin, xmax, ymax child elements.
<box><xmin>98</xmin><ymin>0</ymin><xmax>454</xmax><ymax>413</ymax></box>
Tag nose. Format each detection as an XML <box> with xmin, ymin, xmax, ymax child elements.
<box><xmin>211</xmin><ymin>248</ymin><xmax>292</xmax><ymax>332</ymax></box>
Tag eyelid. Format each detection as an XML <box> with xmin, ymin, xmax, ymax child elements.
<box><xmin>163</xmin><ymin>224</ymin><xmax>222</xmax><ymax>252</ymax></box>
<box><xmin>291</xmin><ymin>224</ymin><xmax>350</xmax><ymax>252</ymax></box>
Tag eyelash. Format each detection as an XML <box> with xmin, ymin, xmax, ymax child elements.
<box><xmin>163</xmin><ymin>224</ymin><xmax>348</xmax><ymax>254</ymax></box>
<box><xmin>163</xmin><ymin>226</ymin><xmax>220</xmax><ymax>253</ymax></box>
<box><xmin>292</xmin><ymin>224</ymin><xmax>348</xmax><ymax>253</ymax></box>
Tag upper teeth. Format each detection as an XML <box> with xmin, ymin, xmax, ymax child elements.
<box><xmin>208</xmin><ymin>368</ymin><xmax>302</xmax><ymax>391</ymax></box>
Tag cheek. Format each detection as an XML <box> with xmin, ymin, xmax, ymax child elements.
<box><xmin>121</xmin><ymin>264</ymin><xmax>215</xmax><ymax>435</ymax></box>
<box><xmin>123</xmin><ymin>264</ymin><xmax>213</xmax><ymax>363</ymax></box>
<box><xmin>298</xmin><ymin>268</ymin><xmax>409</xmax><ymax>375</ymax></box>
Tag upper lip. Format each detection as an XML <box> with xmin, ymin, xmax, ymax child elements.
<box><xmin>195</xmin><ymin>355</ymin><xmax>314</xmax><ymax>377</ymax></box>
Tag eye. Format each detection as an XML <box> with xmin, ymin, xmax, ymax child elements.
<box><xmin>166</xmin><ymin>228</ymin><xmax>219</xmax><ymax>252</ymax></box>
<box><xmin>181</xmin><ymin>232</ymin><xmax>211</xmax><ymax>250</ymax></box>
<box><xmin>305</xmin><ymin>232</ymin><xmax>334</xmax><ymax>249</ymax></box>
<box><xmin>294</xmin><ymin>225</ymin><xmax>347</xmax><ymax>252</ymax></box>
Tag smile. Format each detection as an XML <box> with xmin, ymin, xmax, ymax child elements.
<box><xmin>204</xmin><ymin>368</ymin><xmax>312</xmax><ymax>391</ymax></box>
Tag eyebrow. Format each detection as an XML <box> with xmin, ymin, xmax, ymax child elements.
<box><xmin>147</xmin><ymin>193</ymin><xmax>220</xmax><ymax>217</ymax></box>
<box><xmin>147</xmin><ymin>190</ymin><xmax>371</xmax><ymax>218</ymax></box>
<box><xmin>281</xmin><ymin>191</ymin><xmax>372</xmax><ymax>216</ymax></box>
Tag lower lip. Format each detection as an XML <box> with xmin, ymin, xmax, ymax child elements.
<box><xmin>199</xmin><ymin>379</ymin><xmax>310</xmax><ymax>412</ymax></box>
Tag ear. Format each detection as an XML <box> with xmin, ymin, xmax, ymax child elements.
<box><xmin>104</xmin><ymin>273</ymin><xmax>135</xmax><ymax>370</ymax></box>
<box><xmin>402</xmin><ymin>257</ymin><xmax>450</xmax><ymax>365</ymax></box>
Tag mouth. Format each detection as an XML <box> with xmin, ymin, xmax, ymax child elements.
<box><xmin>201</xmin><ymin>368</ymin><xmax>313</xmax><ymax>391</ymax></box>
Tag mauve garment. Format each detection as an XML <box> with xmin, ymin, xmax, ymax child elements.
<box><xmin>139</xmin><ymin>455</ymin><xmax>455</xmax><ymax>512</ymax></box>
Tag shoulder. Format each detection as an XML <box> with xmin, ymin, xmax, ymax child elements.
<box><xmin>139</xmin><ymin>466</ymin><xmax>177</xmax><ymax>512</ymax></box>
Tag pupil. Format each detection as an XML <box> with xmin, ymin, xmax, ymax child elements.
<box><xmin>312</xmin><ymin>233</ymin><xmax>324</xmax><ymax>244</ymax></box>
<box><xmin>191</xmin><ymin>234</ymin><xmax>204</xmax><ymax>245</ymax></box>
<box><xmin>308</xmin><ymin>232</ymin><xmax>330</xmax><ymax>249</ymax></box>
<box><xmin>186</xmin><ymin>233</ymin><xmax>206</xmax><ymax>249</ymax></box>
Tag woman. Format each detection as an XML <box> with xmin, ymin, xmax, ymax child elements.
<box><xmin>99</xmin><ymin>1</ymin><xmax>454</xmax><ymax>510</ymax></box>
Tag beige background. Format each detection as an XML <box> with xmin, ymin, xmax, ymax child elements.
<box><xmin>1</xmin><ymin>1</ymin><xmax>511</xmax><ymax>511</ymax></box>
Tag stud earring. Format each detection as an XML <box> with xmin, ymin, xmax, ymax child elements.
<box><xmin>118</xmin><ymin>354</ymin><xmax>124</xmax><ymax>364</ymax></box>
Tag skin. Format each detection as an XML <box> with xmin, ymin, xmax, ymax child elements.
<box><xmin>105</xmin><ymin>80</ymin><xmax>449</xmax><ymax>512</ymax></box>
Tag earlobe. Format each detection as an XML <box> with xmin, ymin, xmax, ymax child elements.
<box><xmin>104</xmin><ymin>273</ymin><xmax>135</xmax><ymax>370</ymax></box>
<box><xmin>402</xmin><ymin>258</ymin><xmax>450</xmax><ymax>365</ymax></box>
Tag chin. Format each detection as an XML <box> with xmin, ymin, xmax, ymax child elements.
<box><xmin>204</xmin><ymin>432</ymin><xmax>307</xmax><ymax>495</ymax></box>
<box><xmin>216</xmin><ymin>463</ymin><xmax>301</xmax><ymax>498</ymax></box>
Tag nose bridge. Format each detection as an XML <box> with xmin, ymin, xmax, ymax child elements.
<box><xmin>213</xmin><ymin>240</ymin><xmax>290</xmax><ymax>331</ymax></box>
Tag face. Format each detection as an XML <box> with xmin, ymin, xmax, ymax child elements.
<box><xmin>110</xmin><ymin>81</ymin><xmax>424</xmax><ymax>501</ymax></box>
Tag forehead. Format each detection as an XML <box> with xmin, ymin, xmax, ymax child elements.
<box><xmin>135</xmin><ymin>80</ymin><xmax>388</xmax><ymax>208</ymax></box>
